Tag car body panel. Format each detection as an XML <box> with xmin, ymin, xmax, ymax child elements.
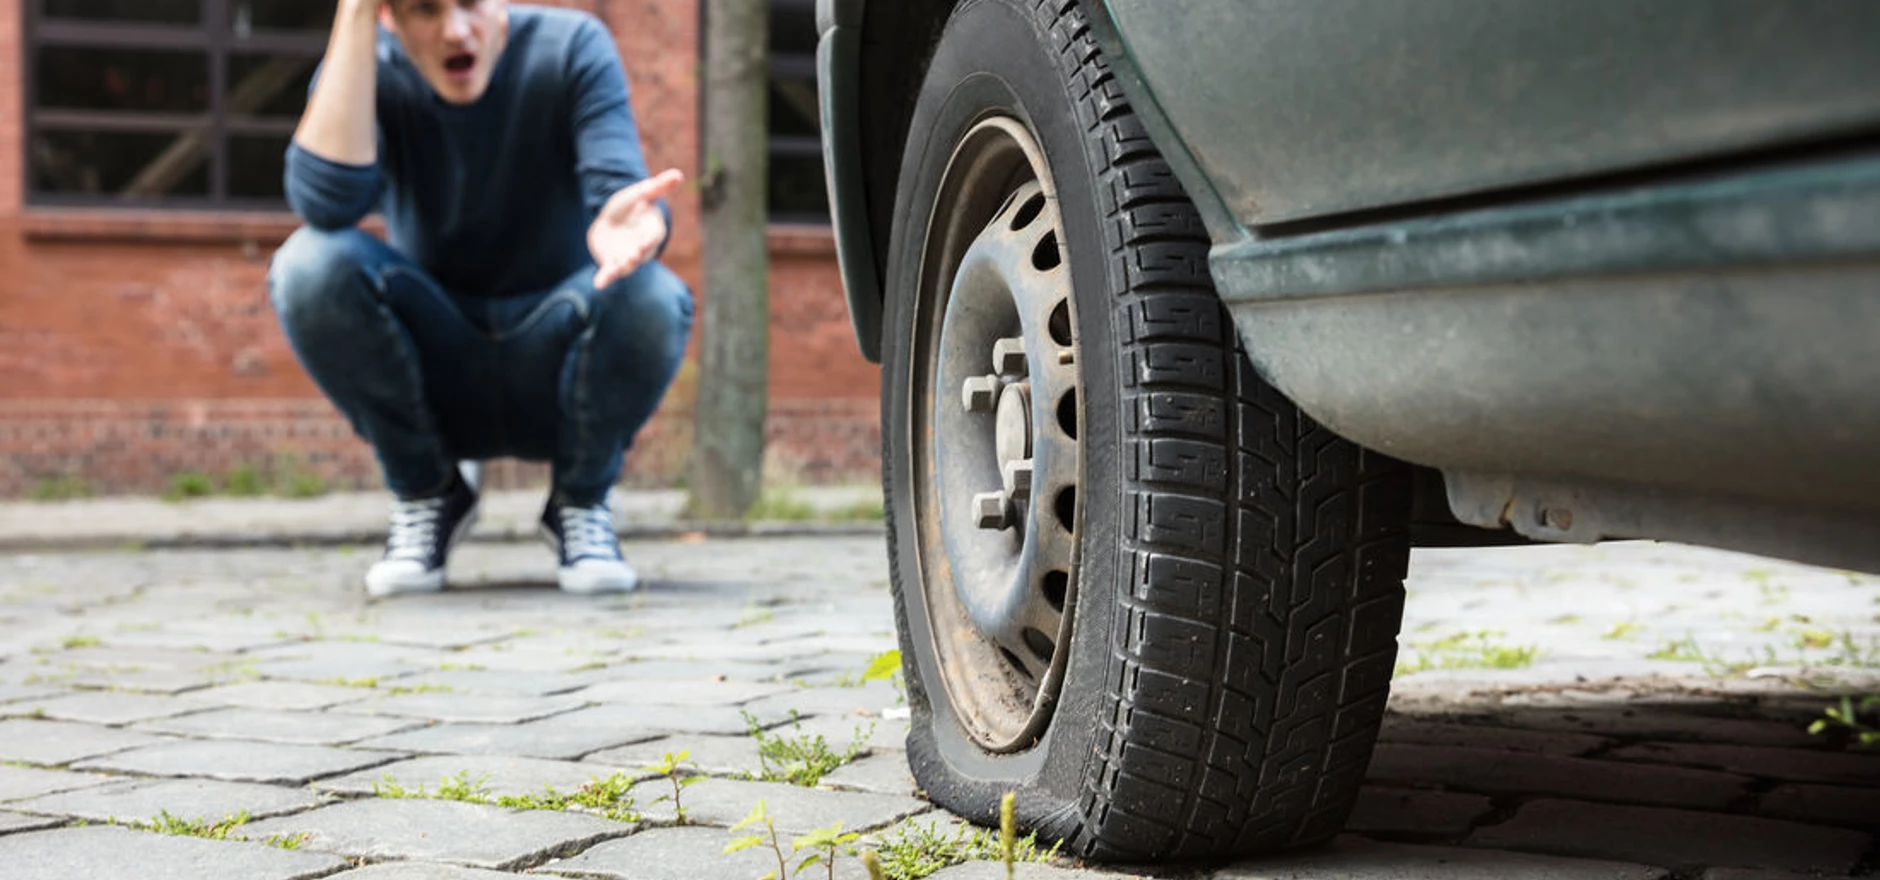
<box><xmin>816</xmin><ymin>0</ymin><xmax>883</xmax><ymax>362</ymax></box>
<box><xmin>1099</xmin><ymin>0</ymin><xmax>1880</xmax><ymax>228</ymax></box>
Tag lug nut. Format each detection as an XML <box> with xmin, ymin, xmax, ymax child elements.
<box><xmin>992</xmin><ymin>338</ymin><xmax>1028</xmax><ymax>376</ymax></box>
<box><xmin>974</xmin><ymin>491</ymin><xmax>1013</xmax><ymax>530</ymax></box>
<box><xmin>962</xmin><ymin>375</ymin><xmax>1000</xmax><ymax>413</ymax></box>
<box><xmin>1002</xmin><ymin>459</ymin><xmax>1034</xmax><ymax>501</ymax></box>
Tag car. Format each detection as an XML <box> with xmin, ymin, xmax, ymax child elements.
<box><xmin>812</xmin><ymin>0</ymin><xmax>1880</xmax><ymax>863</ymax></box>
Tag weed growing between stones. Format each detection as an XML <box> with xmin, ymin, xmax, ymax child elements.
<box><xmin>109</xmin><ymin>809</ymin><xmax>310</xmax><ymax>849</ymax></box>
<box><xmin>742</xmin><ymin>710</ymin><xmax>871</xmax><ymax>787</ymax></box>
<box><xmin>724</xmin><ymin>800</ymin><xmax>861</xmax><ymax>880</ymax></box>
<box><xmin>644</xmin><ymin>750</ymin><xmax>703</xmax><ymax>825</ymax></box>
<box><xmin>372</xmin><ymin>770</ymin><xmax>641</xmax><ymax>821</ymax></box>
<box><xmin>1395</xmin><ymin>630</ymin><xmax>1540</xmax><ymax>675</ymax></box>
<box><xmin>1810</xmin><ymin>695</ymin><xmax>1880</xmax><ymax>749</ymax></box>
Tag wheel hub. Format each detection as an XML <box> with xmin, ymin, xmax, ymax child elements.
<box><xmin>914</xmin><ymin>115</ymin><xmax>1083</xmax><ymax>751</ymax></box>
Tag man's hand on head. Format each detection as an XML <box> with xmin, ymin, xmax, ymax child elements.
<box><xmin>589</xmin><ymin>169</ymin><xmax>686</xmax><ymax>289</ymax></box>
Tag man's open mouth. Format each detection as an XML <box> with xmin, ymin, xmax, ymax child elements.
<box><xmin>444</xmin><ymin>53</ymin><xmax>476</xmax><ymax>74</ymax></box>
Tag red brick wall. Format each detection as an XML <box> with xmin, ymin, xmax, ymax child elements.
<box><xmin>0</xmin><ymin>0</ymin><xmax>882</xmax><ymax>498</ymax></box>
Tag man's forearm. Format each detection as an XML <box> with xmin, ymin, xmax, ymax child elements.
<box><xmin>293</xmin><ymin>1</ymin><xmax>380</xmax><ymax>165</ymax></box>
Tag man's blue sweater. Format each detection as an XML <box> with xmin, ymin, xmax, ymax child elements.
<box><xmin>284</xmin><ymin>6</ymin><xmax>662</xmax><ymax>298</ymax></box>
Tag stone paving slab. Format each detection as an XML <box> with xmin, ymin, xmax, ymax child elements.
<box><xmin>1347</xmin><ymin>787</ymin><xmax>1496</xmax><ymax>839</ymax></box>
<box><xmin>583</xmin><ymin>735</ymin><xmax>766</xmax><ymax>777</ymax></box>
<box><xmin>1607</xmin><ymin>741</ymin><xmax>1880</xmax><ymax>786</ymax></box>
<box><xmin>788</xmin><ymin>713</ymin><xmax>911</xmax><ymax>754</ymax></box>
<box><xmin>737</xmin><ymin>681</ymin><xmax>907</xmax><ymax>719</ymax></box>
<box><xmin>1215</xmin><ymin>835</ymin><xmax>1668</xmax><ymax>879</ymax></box>
<box><xmin>591</xmin><ymin>659</ymin><xmax>809</xmax><ymax>683</ymax></box>
<box><xmin>1377</xmin><ymin>716</ymin><xmax>1611</xmax><ymax>757</ymax></box>
<box><xmin>629</xmin><ymin>777</ymin><xmax>930</xmax><ymax>834</ymax></box>
<box><xmin>355</xmin><ymin>718</ymin><xmax>659</xmax><ymax>761</ymax></box>
<box><xmin>183</xmin><ymin>680</ymin><xmax>377</xmax><ymax>711</ymax></box>
<box><xmin>0</xmin><ymin>684</ymin><xmax>67</xmax><ymax>705</ymax></box>
<box><xmin>50</xmin><ymin>667</ymin><xmax>220</xmax><ymax>694</ymax></box>
<box><xmin>570</xmin><ymin>678</ymin><xmax>796</xmax><ymax>707</ymax></box>
<box><xmin>23</xmin><ymin>690</ymin><xmax>207</xmax><ymax>725</ymax></box>
<box><xmin>926</xmin><ymin>865</ymin><xmax>1140</xmax><ymax>879</ymax></box>
<box><xmin>89</xmin><ymin>625</ymin><xmax>296</xmax><ymax>654</ymax></box>
<box><xmin>133</xmin><ymin>706</ymin><xmax>426</xmax><ymax>745</ymax></box>
<box><xmin>72</xmin><ymin>739</ymin><xmax>407</xmax><ymax>784</ymax></box>
<box><xmin>243</xmin><ymin>797</ymin><xmax>632</xmax><ymax>870</ymax></box>
<box><xmin>0</xmin><ymin>811</ymin><xmax>61</xmax><ymax>835</ymax></box>
<box><xmin>0</xmin><ymin>766</ymin><xmax>115</xmax><ymax>802</ymax></box>
<box><xmin>327</xmin><ymin>863</ymin><xmax>527</xmax><ymax>879</ymax></box>
<box><xmin>1365</xmin><ymin>743</ymin><xmax>1751</xmax><ymax>810</ymax></box>
<box><xmin>425</xmin><ymin>646</ymin><xmax>613</xmax><ymax>675</ymax></box>
<box><xmin>11</xmin><ymin>777</ymin><xmax>326</xmax><ymax>823</ymax></box>
<box><xmin>318</xmin><ymin>754</ymin><xmax>649</xmax><ymax>799</ymax></box>
<box><xmin>535</xmin><ymin>823</ymin><xmax>877</xmax><ymax>880</ymax></box>
<box><xmin>548</xmin><ymin>703</ymin><xmax>794</xmax><ymax>737</ymax></box>
<box><xmin>819</xmin><ymin>752</ymin><xmax>920</xmax><ymax>797</ymax></box>
<box><xmin>1466</xmin><ymin>798</ymin><xmax>1871</xmax><ymax>874</ymax></box>
<box><xmin>1756</xmin><ymin>782</ymin><xmax>1880</xmax><ymax>829</ymax></box>
<box><xmin>339</xmin><ymin>691</ymin><xmax>589</xmax><ymax>724</ymax></box>
<box><xmin>379</xmin><ymin>668</ymin><xmax>606</xmax><ymax>697</ymax></box>
<box><xmin>0</xmin><ymin>718</ymin><xmax>174</xmax><ymax>765</ymax></box>
<box><xmin>1484</xmin><ymin>708</ymin><xmax>1825</xmax><ymax>749</ymax></box>
<box><xmin>0</xmin><ymin>825</ymin><xmax>347</xmax><ymax>880</ymax></box>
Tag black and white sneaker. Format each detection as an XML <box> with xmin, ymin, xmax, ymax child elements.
<box><xmin>539</xmin><ymin>500</ymin><xmax>638</xmax><ymax>595</ymax></box>
<box><xmin>364</xmin><ymin>472</ymin><xmax>480</xmax><ymax>598</ymax></box>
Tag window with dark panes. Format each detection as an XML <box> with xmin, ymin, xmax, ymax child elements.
<box><xmin>768</xmin><ymin>0</ymin><xmax>827</xmax><ymax>223</ymax></box>
<box><xmin>26</xmin><ymin>0</ymin><xmax>329</xmax><ymax>208</ymax></box>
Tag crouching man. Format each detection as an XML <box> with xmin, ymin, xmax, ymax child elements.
<box><xmin>270</xmin><ymin>0</ymin><xmax>690</xmax><ymax>597</ymax></box>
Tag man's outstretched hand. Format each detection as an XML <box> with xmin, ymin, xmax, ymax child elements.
<box><xmin>589</xmin><ymin>169</ymin><xmax>686</xmax><ymax>289</ymax></box>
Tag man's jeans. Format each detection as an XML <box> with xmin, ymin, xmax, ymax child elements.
<box><xmin>268</xmin><ymin>227</ymin><xmax>693</xmax><ymax>506</ymax></box>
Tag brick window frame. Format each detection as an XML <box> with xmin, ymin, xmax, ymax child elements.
<box><xmin>22</xmin><ymin>0</ymin><xmax>327</xmax><ymax>211</ymax></box>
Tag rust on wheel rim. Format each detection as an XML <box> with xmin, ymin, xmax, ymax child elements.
<box><xmin>910</xmin><ymin>115</ymin><xmax>1083</xmax><ymax>752</ymax></box>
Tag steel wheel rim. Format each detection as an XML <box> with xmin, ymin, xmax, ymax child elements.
<box><xmin>911</xmin><ymin>115</ymin><xmax>1082</xmax><ymax>752</ymax></box>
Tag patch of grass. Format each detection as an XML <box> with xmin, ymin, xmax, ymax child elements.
<box><xmin>1394</xmin><ymin>630</ymin><xmax>1540</xmax><ymax>676</ymax></box>
<box><xmin>373</xmin><ymin>771</ymin><xmax>491</xmax><ymax>803</ymax></box>
<box><xmin>1546</xmin><ymin>614</ymin><xmax>1582</xmax><ymax>626</ymax></box>
<box><xmin>744</xmin><ymin>490</ymin><xmax>819</xmax><ymax>522</ymax></box>
<box><xmin>129</xmin><ymin>809</ymin><xmax>251</xmax><ymax>840</ymax></box>
<box><xmin>827</xmin><ymin>497</ymin><xmax>886</xmax><ymax>523</ymax></box>
<box><xmin>319</xmin><ymin>677</ymin><xmax>380</xmax><ymax>689</ymax></box>
<box><xmin>60</xmin><ymin>635</ymin><xmax>101</xmax><ymax>649</ymax></box>
<box><xmin>1601</xmin><ymin>621</ymin><xmax>1642</xmax><ymax>641</ymax></box>
<box><xmin>280</xmin><ymin>471</ymin><xmax>329</xmax><ymax>498</ymax></box>
<box><xmin>30</xmin><ymin>476</ymin><xmax>90</xmax><ymax>502</ymax></box>
<box><xmin>865</xmin><ymin>813</ymin><xmax>1060</xmax><ymax>880</ymax></box>
<box><xmin>496</xmin><ymin>772</ymin><xmax>639</xmax><ymax>822</ymax></box>
<box><xmin>744</xmin><ymin>711</ymin><xmax>872</xmax><ymax>788</ymax></box>
<box><xmin>1795</xmin><ymin>629</ymin><xmax>1837</xmax><ymax>651</ymax></box>
<box><xmin>384</xmin><ymin>683</ymin><xmax>455</xmax><ymax>695</ymax></box>
<box><xmin>222</xmin><ymin>465</ymin><xmax>265</xmax><ymax>498</ymax></box>
<box><xmin>264</xmin><ymin>832</ymin><xmax>311</xmax><ymax>850</ymax></box>
<box><xmin>162</xmin><ymin>472</ymin><xmax>216</xmax><ymax>502</ymax></box>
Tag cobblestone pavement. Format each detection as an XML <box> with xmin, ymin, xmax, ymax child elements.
<box><xmin>0</xmin><ymin>534</ymin><xmax>1875</xmax><ymax>879</ymax></box>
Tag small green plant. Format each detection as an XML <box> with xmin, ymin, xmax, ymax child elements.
<box><xmin>1395</xmin><ymin>630</ymin><xmax>1540</xmax><ymax>675</ymax></box>
<box><xmin>1809</xmin><ymin>695</ymin><xmax>1880</xmax><ymax>749</ymax></box>
<box><xmin>864</xmin><ymin>813</ymin><xmax>1060</xmax><ymax>880</ymax></box>
<box><xmin>643</xmin><ymin>750</ymin><xmax>703</xmax><ymax>825</ymax></box>
<box><xmin>60</xmin><ymin>635</ymin><xmax>101</xmax><ymax>649</ymax></box>
<box><xmin>264</xmin><ymin>832</ymin><xmax>311</xmax><ymax>850</ymax></box>
<box><xmin>744</xmin><ymin>711</ymin><xmax>872</xmax><ymax>787</ymax></box>
<box><xmin>1601</xmin><ymin>621</ymin><xmax>1642</xmax><ymax>641</ymax></box>
<box><xmin>1546</xmin><ymin>614</ymin><xmax>1582</xmax><ymax>625</ymax></box>
<box><xmin>134</xmin><ymin>809</ymin><xmax>251</xmax><ymax>840</ymax></box>
<box><xmin>384</xmin><ymin>684</ymin><xmax>456</xmax><ymax>695</ymax></box>
<box><xmin>725</xmin><ymin>800</ymin><xmax>863</xmax><ymax>880</ymax></box>
<box><xmin>320</xmin><ymin>677</ymin><xmax>380</xmax><ymax>689</ymax></box>
<box><xmin>496</xmin><ymin>772</ymin><xmax>640</xmax><ymax>822</ymax></box>
<box><xmin>373</xmin><ymin>771</ymin><xmax>491</xmax><ymax>802</ymax></box>
<box><xmin>281</xmin><ymin>471</ymin><xmax>329</xmax><ymax>498</ymax></box>
<box><xmin>744</xmin><ymin>490</ymin><xmax>820</xmax><ymax>523</ymax></box>
<box><xmin>221</xmin><ymin>465</ymin><xmax>265</xmax><ymax>497</ymax></box>
<box><xmin>30</xmin><ymin>475</ymin><xmax>90</xmax><ymax>502</ymax></box>
<box><xmin>829</xmin><ymin>497</ymin><xmax>886</xmax><ymax>523</ymax></box>
<box><xmin>162</xmin><ymin>472</ymin><xmax>216</xmax><ymax>502</ymax></box>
